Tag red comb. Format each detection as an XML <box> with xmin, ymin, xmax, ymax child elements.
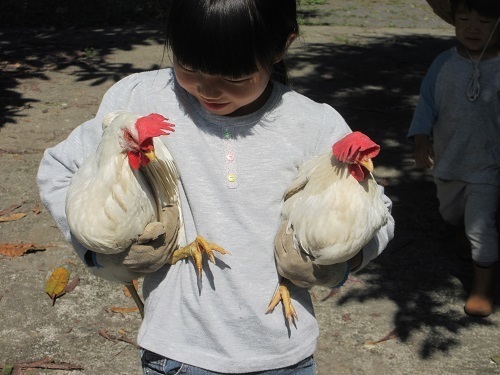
<box><xmin>332</xmin><ymin>131</ymin><xmax>380</xmax><ymax>163</ymax></box>
<box><xmin>135</xmin><ymin>113</ymin><xmax>175</xmax><ymax>146</ymax></box>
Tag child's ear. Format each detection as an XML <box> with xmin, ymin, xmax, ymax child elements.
<box><xmin>285</xmin><ymin>32</ymin><xmax>298</xmax><ymax>50</ymax></box>
<box><xmin>274</xmin><ymin>33</ymin><xmax>298</xmax><ymax>63</ymax></box>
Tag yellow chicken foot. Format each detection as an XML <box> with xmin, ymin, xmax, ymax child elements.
<box><xmin>265</xmin><ymin>280</ymin><xmax>298</xmax><ymax>325</ymax></box>
<box><xmin>169</xmin><ymin>235</ymin><xmax>231</xmax><ymax>279</ymax></box>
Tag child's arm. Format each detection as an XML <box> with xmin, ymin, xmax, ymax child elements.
<box><xmin>37</xmin><ymin>72</ymin><xmax>144</xmax><ymax>261</ymax></box>
<box><xmin>407</xmin><ymin>50</ymin><xmax>451</xmax><ymax>166</ymax></box>
<box><xmin>413</xmin><ymin>134</ymin><xmax>434</xmax><ymax>169</ymax></box>
<box><xmin>351</xmin><ymin>184</ymin><xmax>394</xmax><ymax>272</ymax></box>
<box><xmin>37</xmin><ymin>124</ymin><xmax>93</xmax><ymax>260</ymax></box>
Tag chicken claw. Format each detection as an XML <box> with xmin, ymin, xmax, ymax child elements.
<box><xmin>265</xmin><ymin>280</ymin><xmax>298</xmax><ymax>325</ymax></box>
<box><xmin>169</xmin><ymin>235</ymin><xmax>230</xmax><ymax>279</ymax></box>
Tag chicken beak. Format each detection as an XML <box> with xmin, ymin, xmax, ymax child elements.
<box><xmin>143</xmin><ymin>150</ymin><xmax>157</xmax><ymax>162</ymax></box>
<box><xmin>358</xmin><ymin>158</ymin><xmax>374</xmax><ymax>173</ymax></box>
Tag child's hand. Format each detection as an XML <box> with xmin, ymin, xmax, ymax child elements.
<box><xmin>413</xmin><ymin>134</ymin><xmax>434</xmax><ymax>169</ymax></box>
<box><xmin>87</xmin><ymin>206</ymin><xmax>180</xmax><ymax>284</ymax></box>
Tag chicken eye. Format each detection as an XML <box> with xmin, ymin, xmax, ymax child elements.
<box><xmin>122</xmin><ymin>129</ymin><xmax>139</xmax><ymax>151</ymax></box>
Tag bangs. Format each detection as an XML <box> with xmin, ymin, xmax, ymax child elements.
<box><xmin>165</xmin><ymin>0</ymin><xmax>272</xmax><ymax>78</ymax></box>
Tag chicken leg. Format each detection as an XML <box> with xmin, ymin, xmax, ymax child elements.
<box><xmin>169</xmin><ymin>235</ymin><xmax>231</xmax><ymax>279</ymax></box>
<box><xmin>266</xmin><ymin>279</ymin><xmax>298</xmax><ymax>325</ymax></box>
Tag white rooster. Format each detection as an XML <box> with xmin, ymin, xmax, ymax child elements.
<box><xmin>66</xmin><ymin>111</ymin><xmax>229</xmax><ymax>312</ymax></box>
<box><xmin>267</xmin><ymin>131</ymin><xmax>390</xmax><ymax>323</ymax></box>
<box><xmin>66</xmin><ymin>112</ymin><xmax>179</xmax><ymax>255</ymax></box>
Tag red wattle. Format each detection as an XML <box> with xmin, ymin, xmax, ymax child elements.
<box><xmin>349</xmin><ymin>164</ymin><xmax>366</xmax><ymax>181</ymax></box>
<box><xmin>127</xmin><ymin>151</ymin><xmax>142</xmax><ymax>170</ymax></box>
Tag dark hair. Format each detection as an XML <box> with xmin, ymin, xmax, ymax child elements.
<box><xmin>164</xmin><ymin>0</ymin><xmax>298</xmax><ymax>85</ymax></box>
<box><xmin>451</xmin><ymin>0</ymin><xmax>500</xmax><ymax>20</ymax></box>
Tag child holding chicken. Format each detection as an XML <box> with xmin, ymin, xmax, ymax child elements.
<box><xmin>408</xmin><ymin>0</ymin><xmax>500</xmax><ymax>317</ymax></box>
<box><xmin>38</xmin><ymin>0</ymin><xmax>394</xmax><ymax>373</ymax></box>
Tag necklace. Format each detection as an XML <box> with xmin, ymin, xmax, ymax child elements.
<box><xmin>465</xmin><ymin>49</ymin><xmax>481</xmax><ymax>102</ymax></box>
<box><xmin>464</xmin><ymin>15</ymin><xmax>500</xmax><ymax>102</ymax></box>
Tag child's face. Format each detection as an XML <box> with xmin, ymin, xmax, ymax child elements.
<box><xmin>173</xmin><ymin>57</ymin><xmax>272</xmax><ymax>116</ymax></box>
<box><xmin>454</xmin><ymin>4</ymin><xmax>499</xmax><ymax>56</ymax></box>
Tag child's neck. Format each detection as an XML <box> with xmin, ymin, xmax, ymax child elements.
<box><xmin>227</xmin><ymin>83</ymin><xmax>273</xmax><ymax>117</ymax></box>
<box><xmin>458</xmin><ymin>44</ymin><xmax>500</xmax><ymax>61</ymax></box>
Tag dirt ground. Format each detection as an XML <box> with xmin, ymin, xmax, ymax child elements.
<box><xmin>1</xmin><ymin>1</ymin><xmax>499</xmax><ymax>374</ymax></box>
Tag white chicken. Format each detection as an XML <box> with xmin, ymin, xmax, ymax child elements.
<box><xmin>66</xmin><ymin>111</ymin><xmax>229</xmax><ymax>312</ymax></box>
<box><xmin>267</xmin><ymin>131</ymin><xmax>389</xmax><ymax>323</ymax></box>
<box><xmin>66</xmin><ymin>111</ymin><xmax>179</xmax><ymax>255</ymax></box>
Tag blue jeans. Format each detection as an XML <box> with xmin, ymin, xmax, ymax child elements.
<box><xmin>141</xmin><ymin>349</ymin><xmax>316</xmax><ymax>375</ymax></box>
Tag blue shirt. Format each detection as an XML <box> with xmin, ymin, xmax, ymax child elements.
<box><xmin>408</xmin><ymin>47</ymin><xmax>500</xmax><ymax>186</ymax></box>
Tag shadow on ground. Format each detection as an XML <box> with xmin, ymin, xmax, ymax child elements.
<box><xmin>286</xmin><ymin>33</ymin><xmax>499</xmax><ymax>360</ymax></box>
<box><xmin>0</xmin><ymin>25</ymin><xmax>166</xmax><ymax>127</ymax></box>
<box><xmin>2</xmin><ymin>24</ymin><xmax>498</xmax><ymax>364</ymax></box>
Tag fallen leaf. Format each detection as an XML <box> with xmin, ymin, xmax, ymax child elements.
<box><xmin>6</xmin><ymin>356</ymin><xmax>83</xmax><ymax>372</ymax></box>
<box><xmin>0</xmin><ymin>213</ymin><xmax>27</xmax><ymax>222</ymax></box>
<box><xmin>63</xmin><ymin>276</ymin><xmax>80</xmax><ymax>293</ymax></box>
<box><xmin>345</xmin><ymin>276</ymin><xmax>364</xmax><ymax>284</ymax></box>
<box><xmin>4</xmin><ymin>63</ymin><xmax>21</xmax><ymax>71</ymax></box>
<box><xmin>342</xmin><ymin>313</ymin><xmax>351</xmax><ymax>322</ymax></box>
<box><xmin>365</xmin><ymin>328</ymin><xmax>399</xmax><ymax>345</ymax></box>
<box><xmin>491</xmin><ymin>355</ymin><xmax>500</xmax><ymax>364</ymax></box>
<box><xmin>0</xmin><ymin>203</ymin><xmax>23</xmax><ymax>216</ymax></box>
<box><xmin>32</xmin><ymin>204</ymin><xmax>41</xmax><ymax>215</ymax></box>
<box><xmin>123</xmin><ymin>279</ymin><xmax>139</xmax><ymax>298</ymax></box>
<box><xmin>0</xmin><ymin>243</ymin><xmax>47</xmax><ymax>257</ymax></box>
<box><xmin>108</xmin><ymin>306</ymin><xmax>140</xmax><ymax>315</ymax></box>
<box><xmin>45</xmin><ymin>267</ymin><xmax>70</xmax><ymax>305</ymax></box>
<box><xmin>98</xmin><ymin>329</ymin><xmax>115</xmax><ymax>341</ymax></box>
<box><xmin>98</xmin><ymin>329</ymin><xmax>139</xmax><ymax>348</ymax></box>
<box><xmin>321</xmin><ymin>287</ymin><xmax>341</xmax><ymax>301</ymax></box>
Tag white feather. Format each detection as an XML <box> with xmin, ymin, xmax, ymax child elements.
<box><xmin>283</xmin><ymin>152</ymin><xmax>388</xmax><ymax>265</ymax></box>
<box><xmin>66</xmin><ymin>111</ymin><xmax>182</xmax><ymax>254</ymax></box>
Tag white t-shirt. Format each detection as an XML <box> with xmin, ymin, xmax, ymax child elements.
<box><xmin>38</xmin><ymin>68</ymin><xmax>394</xmax><ymax>372</ymax></box>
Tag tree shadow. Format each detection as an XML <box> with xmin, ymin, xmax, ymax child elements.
<box><xmin>2</xmin><ymin>23</ymin><xmax>497</xmax><ymax>358</ymax></box>
<box><xmin>0</xmin><ymin>25</ymin><xmax>166</xmax><ymax>127</ymax></box>
<box><xmin>286</xmin><ymin>33</ymin><xmax>498</xmax><ymax>358</ymax></box>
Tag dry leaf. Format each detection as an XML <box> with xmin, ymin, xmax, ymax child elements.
<box><xmin>108</xmin><ymin>306</ymin><xmax>140</xmax><ymax>315</ymax></box>
<box><xmin>0</xmin><ymin>212</ymin><xmax>27</xmax><ymax>222</ymax></box>
<box><xmin>4</xmin><ymin>63</ymin><xmax>22</xmax><ymax>71</ymax></box>
<box><xmin>6</xmin><ymin>356</ymin><xmax>83</xmax><ymax>372</ymax></box>
<box><xmin>321</xmin><ymin>288</ymin><xmax>341</xmax><ymax>301</ymax></box>
<box><xmin>123</xmin><ymin>279</ymin><xmax>139</xmax><ymax>298</ymax></box>
<box><xmin>0</xmin><ymin>203</ymin><xmax>23</xmax><ymax>216</ymax></box>
<box><xmin>365</xmin><ymin>328</ymin><xmax>399</xmax><ymax>345</ymax></box>
<box><xmin>45</xmin><ymin>267</ymin><xmax>70</xmax><ymax>305</ymax></box>
<box><xmin>98</xmin><ymin>329</ymin><xmax>139</xmax><ymax>347</ymax></box>
<box><xmin>63</xmin><ymin>276</ymin><xmax>80</xmax><ymax>293</ymax></box>
<box><xmin>32</xmin><ymin>204</ymin><xmax>41</xmax><ymax>215</ymax></box>
<box><xmin>341</xmin><ymin>313</ymin><xmax>351</xmax><ymax>322</ymax></box>
<box><xmin>0</xmin><ymin>243</ymin><xmax>47</xmax><ymax>257</ymax></box>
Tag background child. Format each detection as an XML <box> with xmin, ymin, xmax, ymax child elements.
<box><xmin>37</xmin><ymin>0</ymin><xmax>394</xmax><ymax>373</ymax></box>
<box><xmin>408</xmin><ymin>0</ymin><xmax>500</xmax><ymax>317</ymax></box>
